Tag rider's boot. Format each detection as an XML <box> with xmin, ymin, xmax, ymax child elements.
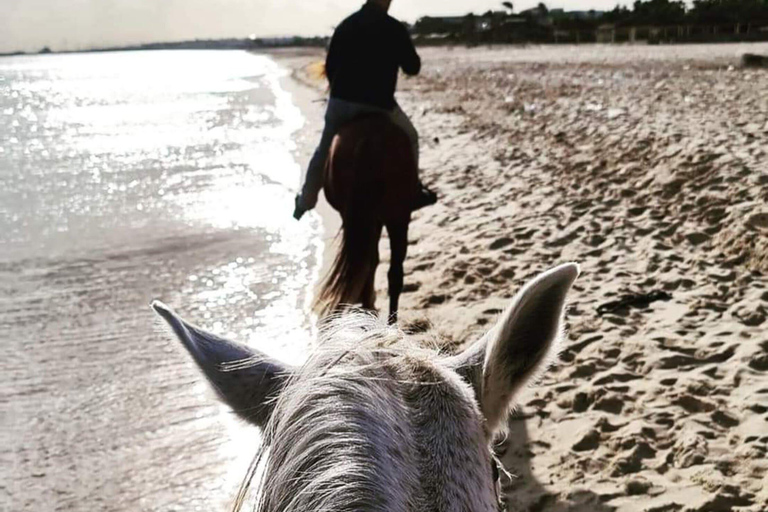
<box><xmin>293</xmin><ymin>194</ymin><xmax>307</xmax><ymax>220</ymax></box>
<box><xmin>293</xmin><ymin>188</ymin><xmax>320</xmax><ymax>220</ymax></box>
<box><xmin>412</xmin><ymin>182</ymin><xmax>438</xmax><ymax>212</ymax></box>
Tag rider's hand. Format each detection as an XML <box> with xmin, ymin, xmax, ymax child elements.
<box><xmin>293</xmin><ymin>194</ymin><xmax>306</xmax><ymax>221</ymax></box>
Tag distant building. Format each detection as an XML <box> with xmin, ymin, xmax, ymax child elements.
<box><xmin>413</xmin><ymin>15</ymin><xmax>475</xmax><ymax>36</ymax></box>
<box><xmin>552</xmin><ymin>10</ymin><xmax>605</xmax><ymax>20</ymax></box>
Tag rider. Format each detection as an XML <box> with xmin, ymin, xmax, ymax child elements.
<box><xmin>293</xmin><ymin>0</ymin><xmax>437</xmax><ymax>220</ymax></box>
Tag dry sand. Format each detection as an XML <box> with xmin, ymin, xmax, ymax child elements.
<box><xmin>279</xmin><ymin>43</ymin><xmax>768</xmax><ymax>512</ymax></box>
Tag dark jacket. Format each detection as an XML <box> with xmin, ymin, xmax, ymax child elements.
<box><xmin>326</xmin><ymin>3</ymin><xmax>421</xmax><ymax>110</ymax></box>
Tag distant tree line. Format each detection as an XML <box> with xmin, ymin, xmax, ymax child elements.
<box><xmin>412</xmin><ymin>0</ymin><xmax>768</xmax><ymax>44</ymax></box>
<box><xmin>604</xmin><ymin>0</ymin><xmax>768</xmax><ymax>25</ymax></box>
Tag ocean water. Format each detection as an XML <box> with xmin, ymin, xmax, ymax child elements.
<box><xmin>0</xmin><ymin>50</ymin><xmax>322</xmax><ymax>511</ymax></box>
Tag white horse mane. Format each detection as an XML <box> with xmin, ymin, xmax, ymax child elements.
<box><xmin>236</xmin><ymin>312</ymin><xmax>494</xmax><ymax>512</ymax></box>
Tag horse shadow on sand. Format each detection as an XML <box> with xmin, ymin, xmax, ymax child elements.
<box><xmin>497</xmin><ymin>411</ymin><xmax>615</xmax><ymax>512</ymax></box>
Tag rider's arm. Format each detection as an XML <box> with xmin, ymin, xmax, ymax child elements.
<box><xmin>398</xmin><ymin>23</ymin><xmax>421</xmax><ymax>76</ymax></box>
<box><xmin>325</xmin><ymin>28</ymin><xmax>343</xmax><ymax>85</ymax></box>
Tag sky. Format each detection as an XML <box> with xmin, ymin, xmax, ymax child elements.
<box><xmin>1</xmin><ymin>0</ymin><xmax>632</xmax><ymax>54</ymax></box>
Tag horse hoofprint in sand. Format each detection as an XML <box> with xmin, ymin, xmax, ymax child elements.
<box><xmin>153</xmin><ymin>263</ymin><xmax>579</xmax><ymax>512</ymax></box>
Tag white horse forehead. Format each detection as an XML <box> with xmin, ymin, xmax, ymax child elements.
<box><xmin>405</xmin><ymin>356</ymin><xmax>483</xmax><ymax>413</ymax></box>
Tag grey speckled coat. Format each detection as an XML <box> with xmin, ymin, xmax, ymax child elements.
<box><xmin>153</xmin><ymin>263</ymin><xmax>579</xmax><ymax>512</ymax></box>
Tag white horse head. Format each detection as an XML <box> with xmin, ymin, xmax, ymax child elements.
<box><xmin>154</xmin><ymin>263</ymin><xmax>579</xmax><ymax>512</ymax></box>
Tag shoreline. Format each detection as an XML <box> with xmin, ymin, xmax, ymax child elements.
<box><xmin>266</xmin><ymin>49</ymin><xmax>341</xmax><ymax>328</ymax></box>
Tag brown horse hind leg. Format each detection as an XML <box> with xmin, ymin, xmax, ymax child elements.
<box><xmin>361</xmin><ymin>222</ymin><xmax>383</xmax><ymax>312</ymax></box>
<box><xmin>385</xmin><ymin>220</ymin><xmax>409</xmax><ymax>324</ymax></box>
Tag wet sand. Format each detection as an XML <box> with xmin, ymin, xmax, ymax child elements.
<box><xmin>278</xmin><ymin>43</ymin><xmax>768</xmax><ymax>512</ymax></box>
<box><xmin>2</xmin><ymin>233</ymin><xmax>265</xmax><ymax>511</ymax></box>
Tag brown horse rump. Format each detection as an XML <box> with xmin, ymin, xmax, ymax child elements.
<box><xmin>323</xmin><ymin>114</ymin><xmax>419</xmax><ymax>222</ymax></box>
<box><xmin>315</xmin><ymin>114</ymin><xmax>419</xmax><ymax>317</ymax></box>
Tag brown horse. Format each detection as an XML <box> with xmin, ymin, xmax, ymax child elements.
<box><xmin>315</xmin><ymin>114</ymin><xmax>420</xmax><ymax>323</ymax></box>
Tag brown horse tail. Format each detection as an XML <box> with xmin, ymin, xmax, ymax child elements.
<box><xmin>314</xmin><ymin>180</ymin><xmax>383</xmax><ymax>318</ymax></box>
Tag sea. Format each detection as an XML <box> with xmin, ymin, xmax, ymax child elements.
<box><xmin>0</xmin><ymin>50</ymin><xmax>323</xmax><ymax>511</ymax></box>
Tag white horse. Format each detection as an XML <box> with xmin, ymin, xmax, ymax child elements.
<box><xmin>153</xmin><ymin>263</ymin><xmax>579</xmax><ymax>512</ymax></box>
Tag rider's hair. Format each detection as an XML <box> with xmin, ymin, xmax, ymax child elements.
<box><xmin>367</xmin><ymin>0</ymin><xmax>392</xmax><ymax>9</ymax></box>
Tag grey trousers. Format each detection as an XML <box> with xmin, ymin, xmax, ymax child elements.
<box><xmin>299</xmin><ymin>98</ymin><xmax>419</xmax><ymax>209</ymax></box>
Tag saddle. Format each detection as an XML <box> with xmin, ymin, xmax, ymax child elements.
<box><xmin>323</xmin><ymin>115</ymin><xmax>420</xmax><ymax>219</ymax></box>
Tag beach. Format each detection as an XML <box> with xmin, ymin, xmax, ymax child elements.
<box><xmin>2</xmin><ymin>42</ymin><xmax>766</xmax><ymax>512</ymax></box>
<box><xmin>278</xmin><ymin>43</ymin><xmax>768</xmax><ymax>512</ymax></box>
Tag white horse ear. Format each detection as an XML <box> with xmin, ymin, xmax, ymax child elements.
<box><xmin>448</xmin><ymin>263</ymin><xmax>579</xmax><ymax>435</ymax></box>
<box><xmin>152</xmin><ymin>301</ymin><xmax>293</xmax><ymax>429</ymax></box>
